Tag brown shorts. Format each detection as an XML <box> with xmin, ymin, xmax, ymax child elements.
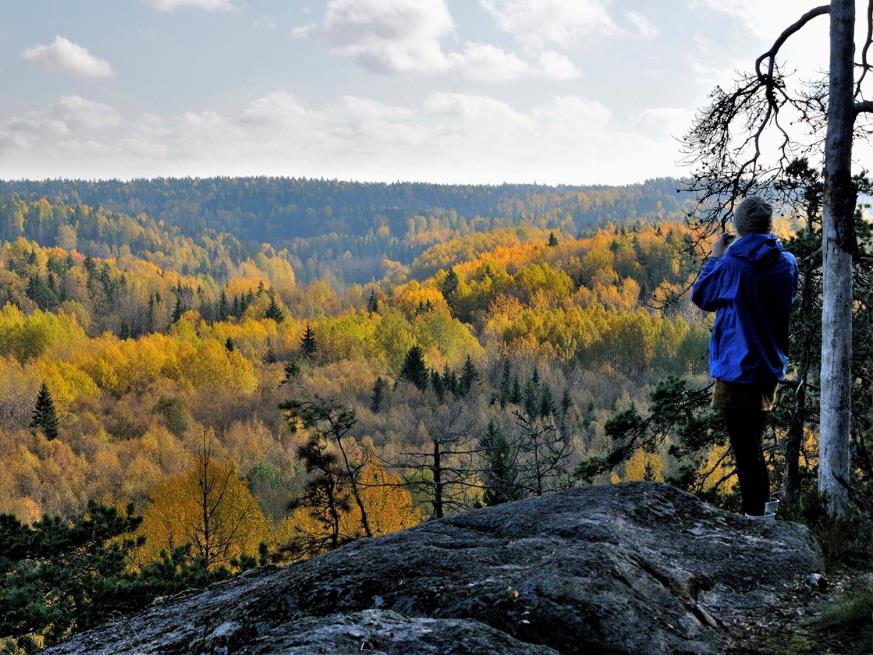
<box><xmin>711</xmin><ymin>379</ymin><xmax>779</xmax><ymax>411</ymax></box>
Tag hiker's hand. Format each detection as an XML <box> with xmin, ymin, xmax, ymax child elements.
<box><xmin>711</xmin><ymin>233</ymin><xmax>734</xmax><ymax>259</ymax></box>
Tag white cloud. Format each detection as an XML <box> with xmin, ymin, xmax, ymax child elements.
<box><xmin>481</xmin><ymin>0</ymin><xmax>621</xmax><ymax>48</ymax></box>
<box><xmin>242</xmin><ymin>92</ymin><xmax>309</xmax><ymax>126</ymax></box>
<box><xmin>146</xmin><ymin>0</ymin><xmax>234</xmax><ymax>11</ymax></box>
<box><xmin>2</xmin><ymin>96</ymin><xmax>121</xmax><ymax>144</ymax></box>
<box><xmin>0</xmin><ymin>91</ymin><xmax>679</xmax><ymax>184</ymax></box>
<box><xmin>448</xmin><ymin>43</ymin><xmax>531</xmax><ymax>82</ymax></box>
<box><xmin>688</xmin><ymin>0</ymin><xmax>822</xmax><ymax>40</ymax></box>
<box><xmin>53</xmin><ymin>95</ymin><xmax>122</xmax><ymax>130</ymax></box>
<box><xmin>447</xmin><ymin>43</ymin><xmax>580</xmax><ymax>82</ymax></box>
<box><xmin>295</xmin><ymin>0</ymin><xmax>454</xmax><ymax>74</ymax></box>
<box><xmin>22</xmin><ymin>36</ymin><xmax>114</xmax><ymax>78</ymax></box>
<box><xmin>537</xmin><ymin>51</ymin><xmax>581</xmax><ymax>80</ymax></box>
<box><xmin>637</xmin><ymin>107</ymin><xmax>695</xmax><ymax>138</ymax></box>
<box><xmin>296</xmin><ymin>0</ymin><xmax>581</xmax><ymax>82</ymax></box>
<box><xmin>626</xmin><ymin>10</ymin><xmax>658</xmax><ymax>38</ymax></box>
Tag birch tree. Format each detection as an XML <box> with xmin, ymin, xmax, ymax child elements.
<box><xmin>684</xmin><ymin>0</ymin><xmax>873</xmax><ymax>515</ymax></box>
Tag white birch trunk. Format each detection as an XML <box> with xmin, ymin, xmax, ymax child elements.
<box><xmin>819</xmin><ymin>0</ymin><xmax>856</xmax><ymax>515</ymax></box>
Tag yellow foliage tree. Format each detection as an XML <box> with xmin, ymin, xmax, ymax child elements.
<box><xmin>138</xmin><ymin>437</ymin><xmax>270</xmax><ymax>569</ymax></box>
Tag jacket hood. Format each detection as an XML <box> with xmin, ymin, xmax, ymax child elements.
<box><xmin>726</xmin><ymin>232</ymin><xmax>784</xmax><ymax>265</ymax></box>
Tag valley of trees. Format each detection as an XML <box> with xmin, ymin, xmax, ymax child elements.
<box><xmin>0</xmin><ymin>176</ymin><xmax>867</xmax><ymax>650</ymax></box>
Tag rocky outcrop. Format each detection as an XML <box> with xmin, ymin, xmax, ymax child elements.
<box><xmin>46</xmin><ymin>483</ymin><xmax>823</xmax><ymax>655</ymax></box>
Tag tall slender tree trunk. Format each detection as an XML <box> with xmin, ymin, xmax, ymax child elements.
<box><xmin>783</xmin><ymin>299</ymin><xmax>813</xmax><ymax>506</ymax></box>
<box><xmin>819</xmin><ymin>0</ymin><xmax>857</xmax><ymax>515</ymax></box>
<box><xmin>433</xmin><ymin>439</ymin><xmax>443</xmax><ymax>519</ymax></box>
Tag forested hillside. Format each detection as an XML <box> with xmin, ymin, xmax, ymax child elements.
<box><xmin>0</xmin><ymin>185</ymin><xmax>710</xmax><ymax>520</ymax></box>
<box><xmin>0</xmin><ymin>178</ymin><xmax>688</xmax><ymax>283</ymax></box>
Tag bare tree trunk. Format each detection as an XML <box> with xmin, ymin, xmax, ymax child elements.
<box><xmin>433</xmin><ymin>439</ymin><xmax>443</xmax><ymax>519</ymax></box>
<box><xmin>783</xmin><ymin>212</ymin><xmax>818</xmax><ymax>507</ymax></box>
<box><xmin>819</xmin><ymin>0</ymin><xmax>857</xmax><ymax>516</ymax></box>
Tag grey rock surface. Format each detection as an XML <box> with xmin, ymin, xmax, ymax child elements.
<box><xmin>45</xmin><ymin>483</ymin><xmax>823</xmax><ymax>655</ymax></box>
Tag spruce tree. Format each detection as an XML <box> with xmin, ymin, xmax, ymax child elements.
<box><xmin>367</xmin><ymin>290</ymin><xmax>379</xmax><ymax>313</ymax></box>
<box><xmin>499</xmin><ymin>360</ymin><xmax>512</xmax><ymax>406</ymax></box>
<box><xmin>548</xmin><ymin>232</ymin><xmax>559</xmax><ymax>247</ymax></box>
<box><xmin>300</xmin><ymin>322</ymin><xmax>318</xmax><ymax>358</ymax></box>
<box><xmin>170</xmin><ymin>287</ymin><xmax>186</xmax><ymax>324</ymax></box>
<box><xmin>480</xmin><ymin>420</ymin><xmax>521</xmax><ymax>506</ymax></box>
<box><xmin>539</xmin><ymin>383</ymin><xmax>556</xmax><ymax>418</ymax></box>
<box><xmin>280</xmin><ymin>360</ymin><xmax>301</xmax><ymax>386</ymax></box>
<box><xmin>217</xmin><ymin>290</ymin><xmax>229</xmax><ymax>321</ymax></box>
<box><xmin>265</xmin><ymin>293</ymin><xmax>284</xmax><ymax>322</ymax></box>
<box><xmin>30</xmin><ymin>382</ymin><xmax>59</xmax><ymax>440</ymax></box>
<box><xmin>440</xmin><ymin>268</ymin><xmax>459</xmax><ymax>300</ymax></box>
<box><xmin>431</xmin><ymin>370</ymin><xmax>446</xmax><ymax>403</ymax></box>
<box><xmin>510</xmin><ymin>374</ymin><xmax>522</xmax><ymax>404</ymax></box>
<box><xmin>370</xmin><ymin>376</ymin><xmax>386</xmax><ymax>413</ymax></box>
<box><xmin>225</xmin><ymin>337</ymin><xmax>235</xmax><ymax>352</ymax></box>
<box><xmin>442</xmin><ymin>363</ymin><xmax>458</xmax><ymax>395</ymax></box>
<box><xmin>459</xmin><ymin>355</ymin><xmax>480</xmax><ymax>396</ymax></box>
<box><xmin>399</xmin><ymin>345</ymin><xmax>429</xmax><ymax>391</ymax></box>
<box><xmin>523</xmin><ymin>377</ymin><xmax>539</xmax><ymax>418</ymax></box>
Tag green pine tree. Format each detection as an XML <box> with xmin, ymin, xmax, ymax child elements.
<box><xmin>265</xmin><ymin>292</ymin><xmax>285</xmax><ymax>322</ymax></box>
<box><xmin>459</xmin><ymin>355</ymin><xmax>480</xmax><ymax>396</ymax></box>
<box><xmin>30</xmin><ymin>382</ymin><xmax>59</xmax><ymax>440</ymax></box>
<box><xmin>440</xmin><ymin>268</ymin><xmax>459</xmax><ymax>300</ymax></box>
<box><xmin>370</xmin><ymin>376</ymin><xmax>386</xmax><ymax>413</ymax></box>
<box><xmin>280</xmin><ymin>360</ymin><xmax>301</xmax><ymax>386</ymax></box>
<box><xmin>523</xmin><ymin>377</ymin><xmax>540</xmax><ymax>418</ymax></box>
<box><xmin>442</xmin><ymin>363</ymin><xmax>458</xmax><ymax>395</ymax></box>
<box><xmin>399</xmin><ymin>345</ymin><xmax>429</xmax><ymax>391</ymax></box>
<box><xmin>480</xmin><ymin>420</ymin><xmax>521</xmax><ymax>506</ymax></box>
<box><xmin>499</xmin><ymin>360</ymin><xmax>512</xmax><ymax>406</ymax></box>
<box><xmin>367</xmin><ymin>290</ymin><xmax>380</xmax><ymax>313</ymax></box>
<box><xmin>540</xmin><ymin>383</ymin><xmax>556</xmax><ymax>418</ymax></box>
<box><xmin>510</xmin><ymin>374</ymin><xmax>522</xmax><ymax>404</ymax></box>
<box><xmin>301</xmin><ymin>323</ymin><xmax>318</xmax><ymax>358</ymax></box>
<box><xmin>548</xmin><ymin>232</ymin><xmax>559</xmax><ymax>247</ymax></box>
<box><xmin>218</xmin><ymin>290</ymin><xmax>230</xmax><ymax>320</ymax></box>
<box><xmin>431</xmin><ymin>370</ymin><xmax>446</xmax><ymax>403</ymax></box>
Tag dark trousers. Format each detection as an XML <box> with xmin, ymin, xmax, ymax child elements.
<box><xmin>723</xmin><ymin>409</ymin><xmax>770</xmax><ymax>515</ymax></box>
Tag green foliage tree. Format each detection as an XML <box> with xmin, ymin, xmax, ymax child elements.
<box><xmin>217</xmin><ymin>290</ymin><xmax>230</xmax><ymax>321</ymax></box>
<box><xmin>370</xmin><ymin>376</ymin><xmax>386</xmax><ymax>413</ymax></box>
<box><xmin>399</xmin><ymin>345</ymin><xmax>429</xmax><ymax>391</ymax></box>
<box><xmin>301</xmin><ymin>322</ymin><xmax>318</xmax><ymax>358</ymax></box>
<box><xmin>458</xmin><ymin>355</ymin><xmax>480</xmax><ymax>396</ymax></box>
<box><xmin>0</xmin><ymin>503</ymin><xmax>243</xmax><ymax>648</ymax></box>
<box><xmin>30</xmin><ymin>382</ymin><xmax>58</xmax><ymax>440</ymax></box>
<box><xmin>280</xmin><ymin>398</ymin><xmax>373</xmax><ymax>556</ymax></box>
<box><xmin>367</xmin><ymin>290</ymin><xmax>379</xmax><ymax>314</ymax></box>
<box><xmin>479</xmin><ymin>420</ymin><xmax>521</xmax><ymax>506</ymax></box>
<box><xmin>264</xmin><ymin>293</ymin><xmax>284</xmax><ymax>323</ymax></box>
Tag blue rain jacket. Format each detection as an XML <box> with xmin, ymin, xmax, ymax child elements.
<box><xmin>691</xmin><ymin>233</ymin><xmax>798</xmax><ymax>384</ymax></box>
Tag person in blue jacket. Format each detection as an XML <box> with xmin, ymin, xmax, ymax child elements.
<box><xmin>692</xmin><ymin>196</ymin><xmax>798</xmax><ymax>516</ymax></box>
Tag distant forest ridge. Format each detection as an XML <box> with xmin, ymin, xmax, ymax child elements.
<box><xmin>0</xmin><ymin>177</ymin><xmax>690</xmax><ymax>284</ymax></box>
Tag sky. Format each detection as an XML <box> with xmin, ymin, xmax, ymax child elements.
<box><xmin>0</xmin><ymin>0</ymin><xmax>846</xmax><ymax>184</ymax></box>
